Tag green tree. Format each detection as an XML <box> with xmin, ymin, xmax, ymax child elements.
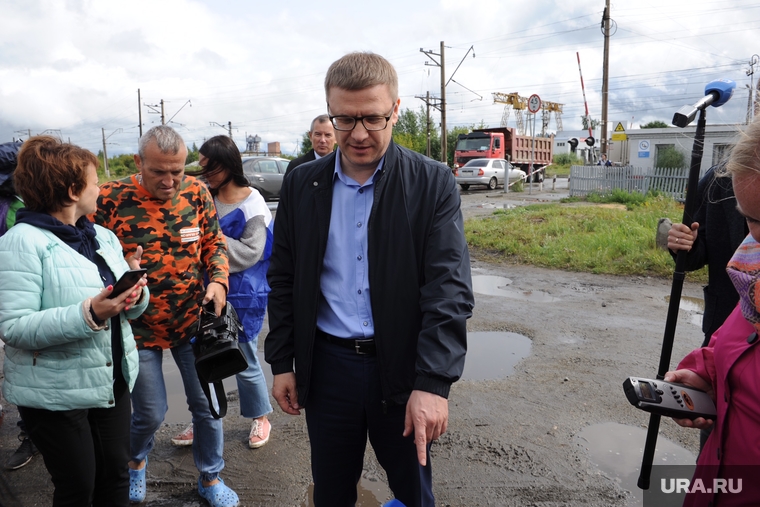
<box><xmin>393</xmin><ymin>107</ymin><xmax>438</xmax><ymax>157</ymax></box>
<box><xmin>641</xmin><ymin>120</ymin><xmax>669</xmax><ymax>129</ymax></box>
<box><xmin>96</xmin><ymin>152</ymin><xmax>138</xmax><ymax>181</ymax></box>
<box><xmin>655</xmin><ymin>145</ymin><xmax>686</xmax><ymax>168</ymax></box>
<box><xmin>185</xmin><ymin>142</ymin><xmax>199</xmax><ymax>164</ymax></box>
<box><xmin>580</xmin><ymin>116</ymin><xmax>601</xmax><ymax>130</ymax></box>
<box><xmin>299</xmin><ymin>131</ymin><xmax>312</xmax><ymax>156</ymax></box>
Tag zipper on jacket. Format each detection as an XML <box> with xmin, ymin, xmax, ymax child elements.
<box><xmin>381</xmin><ymin>400</ymin><xmax>388</xmax><ymax>415</ymax></box>
<box><xmin>33</xmin><ymin>351</ymin><xmax>39</xmax><ymax>366</ymax></box>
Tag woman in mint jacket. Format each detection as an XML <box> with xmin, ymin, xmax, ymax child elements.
<box><xmin>0</xmin><ymin>137</ymin><xmax>148</xmax><ymax>507</ymax></box>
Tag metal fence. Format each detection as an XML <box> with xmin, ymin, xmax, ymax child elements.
<box><xmin>569</xmin><ymin>165</ymin><xmax>691</xmax><ymax>201</ymax></box>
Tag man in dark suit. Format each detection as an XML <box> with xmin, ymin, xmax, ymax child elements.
<box><xmin>285</xmin><ymin>115</ymin><xmax>335</xmax><ymax>175</ymax></box>
<box><xmin>267</xmin><ymin>52</ymin><xmax>473</xmax><ymax>507</ymax></box>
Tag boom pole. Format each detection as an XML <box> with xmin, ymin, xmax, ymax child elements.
<box><xmin>576</xmin><ymin>52</ymin><xmax>594</xmax><ymax>141</ymax></box>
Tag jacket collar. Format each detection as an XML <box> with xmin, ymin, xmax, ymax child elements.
<box><xmin>308</xmin><ymin>141</ymin><xmax>398</xmax><ymax>253</ymax></box>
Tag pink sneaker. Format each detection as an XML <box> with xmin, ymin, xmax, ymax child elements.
<box><xmin>248</xmin><ymin>418</ymin><xmax>271</xmax><ymax>449</ymax></box>
<box><xmin>171</xmin><ymin>424</ymin><xmax>193</xmax><ymax>446</ymax></box>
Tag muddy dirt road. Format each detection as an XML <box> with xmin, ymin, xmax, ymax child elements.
<box><xmin>0</xmin><ymin>181</ymin><xmax>707</xmax><ymax>506</ymax></box>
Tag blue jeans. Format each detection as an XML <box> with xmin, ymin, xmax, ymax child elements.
<box><xmin>130</xmin><ymin>342</ymin><xmax>225</xmax><ymax>482</ymax></box>
<box><xmin>236</xmin><ymin>335</ymin><xmax>273</xmax><ymax>419</ymax></box>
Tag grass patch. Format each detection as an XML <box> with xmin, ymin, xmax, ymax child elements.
<box><xmin>509</xmin><ymin>179</ymin><xmax>524</xmax><ymax>192</ymax></box>
<box><xmin>466</xmin><ymin>194</ymin><xmax>707</xmax><ymax>281</ymax></box>
<box><xmin>546</xmin><ymin>154</ymin><xmax>581</xmax><ymax>178</ymax></box>
<box><xmin>546</xmin><ymin>164</ymin><xmax>571</xmax><ymax>178</ymax></box>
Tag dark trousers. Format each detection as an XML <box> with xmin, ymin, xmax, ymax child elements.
<box><xmin>19</xmin><ymin>386</ymin><xmax>131</xmax><ymax>507</ymax></box>
<box><xmin>305</xmin><ymin>335</ymin><xmax>434</xmax><ymax>507</ymax></box>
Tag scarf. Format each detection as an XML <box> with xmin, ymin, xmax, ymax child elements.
<box><xmin>16</xmin><ymin>209</ymin><xmax>100</xmax><ymax>262</ymax></box>
<box><xmin>727</xmin><ymin>234</ymin><xmax>760</xmax><ymax>332</ymax></box>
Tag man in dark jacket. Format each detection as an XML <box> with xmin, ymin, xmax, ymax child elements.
<box><xmin>266</xmin><ymin>52</ymin><xmax>474</xmax><ymax>507</ymax></box>
<box><xmin>284</xmin><ymin>115</ymin><xmax>335</xmax><ymax>175</ymax></box>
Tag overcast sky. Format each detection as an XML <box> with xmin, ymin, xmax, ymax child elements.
<box><xmin>1</xmin><ymin>0</ymin><xmax>758</xmax><ymax>156</ymax></box>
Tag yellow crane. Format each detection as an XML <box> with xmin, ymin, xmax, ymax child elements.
<box><xmin>492</xmin><ymin>92</ymin><xmax>527</xmax><ymax>135</ymax></box>
<box><xmin>492</xmin><ymin>92</ymin><xmax>563</xmax><ymax>136</ymax></box>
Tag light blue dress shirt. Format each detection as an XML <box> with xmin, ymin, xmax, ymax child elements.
<box><xmin>316</xmin><ymin>149</ymin><xmax>384</xmax><ymax>339</ymax></box>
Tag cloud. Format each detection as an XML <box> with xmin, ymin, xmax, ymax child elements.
<box><xmin>0</xmin><ymin>0</ymin><xmax>757</xmax><ymax>155</ymax></box>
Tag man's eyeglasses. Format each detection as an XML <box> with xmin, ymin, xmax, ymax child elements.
<box><xmin>328</xmin><ymin>105</ymin><xmax>395</xmax><ymax>132</ymax></box>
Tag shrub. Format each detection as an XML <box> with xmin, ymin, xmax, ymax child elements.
<box><xmin>655</xmin><ymin>146</ymin><xmax>686</xmax><ymax>169</ymax></box>
<box><xmin>554</xmin><ymin>153</ymin><xmax>581</xmax><ymax>165</ymax></box>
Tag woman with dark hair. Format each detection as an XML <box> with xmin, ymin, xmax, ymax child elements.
<box><xmin>0</xmin><ymin>136</ymin><xmax>149</xmax><ymax>506</ymax></box>
<box><xmin>173</xmin><ymin>135</ymin><xmax>274</xmax><ymax>449</ymax></box>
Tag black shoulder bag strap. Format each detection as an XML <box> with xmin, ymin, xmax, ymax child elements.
<box><xmin>197</xmin><ymin>374</ymin><xmax>228</xmax><ymax>419</ymax></box>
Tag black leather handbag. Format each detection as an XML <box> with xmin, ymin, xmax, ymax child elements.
<box><xmin>191</xmin><ymin>301</ymin><xmax>249</xmax><ymax>418</ymax></box>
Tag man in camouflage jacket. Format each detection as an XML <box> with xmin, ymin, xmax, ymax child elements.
<box><xmin>93</xmin><ymin>125</ymin><xmax>238</xmax><ymax>506</ymax></box>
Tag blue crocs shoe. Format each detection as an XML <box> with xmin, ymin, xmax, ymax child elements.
<box><xmin>198</xmin><ymin>477</ymin><xmax>239</xmax><ymax>507</ymax></box>
<box><xmin>128</xmin><ymin>457</ymin><xmax>147</xmax><ymax>504</ymax></box>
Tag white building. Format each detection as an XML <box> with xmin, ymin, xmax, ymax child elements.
<box><xmin>610</xmin><ymin>124</ymin><xmax>745</xmax><ymax>175</ymax></box>
<box><xmin>553</xmin><ymin>128</ymin><xmax>602</xmax><ymax>164</ymax></box>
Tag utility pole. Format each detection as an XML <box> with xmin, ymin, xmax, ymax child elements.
<box><xmin>101</xmin><ymin>128</ymin><xmax>122</xmax><ymax>178</ymax></box>
<box><xmin>137</xmin><ymin>89</ymin><xmax>143</xmax><ymax>138</ymax></box>
<box><xmin>146</xmin><ymin>99</ymin><xmax>190</xmax><ymax>128</ymax></box>
<box><xmin>440</xmin><ymin>41</ymin><xmax>447</xmax><ymax>165</ymax></box>
<box><xmin>145</xmin><ymin>101</ymin><xmax>165</xmax><ymax>126</ymax></box>
<box><xmin>746</xmin><ymin>55</ymin><xmax>759</xmax><ymax>124</ymax></box>
<box><xmin>416</xmin><ymin>91</ymin><xmax>442</xmax><ymax>159</ymax></box>
<box><xmin>102</xmin><ymin>128</ymin><xmax>110</xmax><ymax>178</ymax></box>
<box><xmin>426</xmin><ymin>91</ymin><xmax>431</xmax><ymax>157</ymax></box>
<box><xmin>601</xmin><ymin>0</ymin><xmax>611</xmax><ymax>156</ymax></box>
<box><xmin>210</xmin><ymin>121</ymin><xmax>234</xmax><ymax>141</ymax></box>
<box><xmin>421</xmin><ymin>42</ymin><xmax>447</xmax><ymax>165</ymax></box>
<box><xmin>420</xmin><ymin>43</ymin><xmax>476</xmax><ymax>166</ymax></box>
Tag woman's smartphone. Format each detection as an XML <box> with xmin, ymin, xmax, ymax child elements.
<box><xmin>107</xmin><ymin>269</ymin><xmax>147</xmax><ymax>299</ymax></box>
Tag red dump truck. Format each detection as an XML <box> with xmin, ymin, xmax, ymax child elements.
<box><xmin>453</xmin><ymin>127</ymin><xmax>553</xmax><ymax>182</ymax></box>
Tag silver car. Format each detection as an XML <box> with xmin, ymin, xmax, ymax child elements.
<box><xmin>454</xmin><ymin>158</ymin><xmax>525</xmax><ymax>191</ymax></box>
<box><xmin>242</xmin><ymin>156</ymin><xmax>290</xmax><ymax>201</ymax></box>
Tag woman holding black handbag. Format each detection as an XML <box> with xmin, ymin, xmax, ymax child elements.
<box><xmin>173</xmin><ymin>135</ymin><xmax>274</xmax><ymax>449</ymax></box>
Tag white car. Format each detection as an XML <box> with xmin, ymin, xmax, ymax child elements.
<box><xmin>454</xmin><ymin>158</ymin><xmax>526</xmax><ymax>191</ymax></box>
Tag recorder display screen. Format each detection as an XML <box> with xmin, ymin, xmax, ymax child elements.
<box><xmin>639</xmin><ymin>381</ymin><xmax>655</xmax><ymax>401</ymax></box>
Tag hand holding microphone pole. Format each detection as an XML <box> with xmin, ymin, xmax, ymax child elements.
<box><xmin>672</xmin><ymin>79</ymin><xmax>736</xmax><ymax>127</ymax></box>
<box><xmin>638</xmin><ymin>77</ymin><xmax>736</xmax><ymax>490</ymax></box>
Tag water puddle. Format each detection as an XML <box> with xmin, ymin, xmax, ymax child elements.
<box><xmin>664</xmin><ymin>295</ymin><xmax>705</xmax><ymax>328</ymax></box>
<box><xmin>162</xmin><ymin>353</ymin><xmax>389</xmax><ymax>507</ymax></box>
<box><xmin>163</xmin><ymin>331</ymin><xmax>533</xmax><ymax>411</ymax></box>
<box><xmin>577</xmin><ymin>422</ymin><xmax>696</xmax><ymax>507</ymax></box>
<box><xmin>162</xmin><ymin>349</ymin><xmax>271</xmax><ymax>425</ymax></box>
<box><xmin>462</xmin><ymin>331</ymin><xmax>532</xmax><ymax>380</ymax></box>
<box><xmin>472</xmin><ymin>275</ymin><xmax>558</xmax><ymax>302</ymax></box>
<box><xmin>161</xmin><ymin>331</ymin><xmax>530</xmax><ymax>504</ymax></box>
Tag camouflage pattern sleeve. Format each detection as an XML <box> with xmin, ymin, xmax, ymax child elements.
<box><xmin>93</xmin><ymin>175</ymin><xmax>229</xmax><ymax>350</ymax></box>
<box><xmin>197</xmin><ymin>181</ymin><xmax>229</xmax><ymax>291</ymax></box>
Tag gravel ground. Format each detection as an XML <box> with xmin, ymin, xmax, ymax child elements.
<box><xmin>0</xmin><ymin>179</ymin><xmax>706</xmax><ymax>506</ymax></box>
